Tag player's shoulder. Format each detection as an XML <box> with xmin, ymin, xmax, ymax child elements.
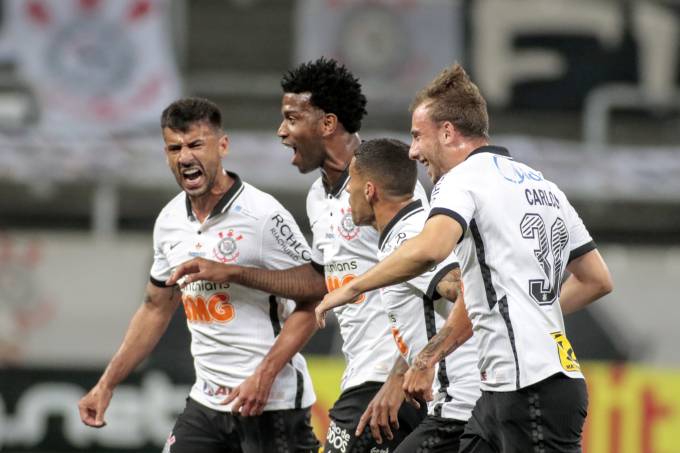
<box><xmin>380</xmin><ymin>200</ymin><xmax>427</xmax><ymax>251</ymax></box>
<box><xmin>155</xmin><ymin>191</ymin><xmax>187</xmax><ymax>227</ymax></box>
<box><xmin>237</xmin><ymin>180</ymin><xmax>291</xmax><ymax>217</ymax></box>
<box><xmin>305</xmin><ymin>176</ymin><xmax>326</xmax><ymax>211</ymax></box>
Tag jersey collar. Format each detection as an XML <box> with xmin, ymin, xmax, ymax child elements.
<box><xmin>378</xmin><ymin>199</ymin><xmax>424</xmax><ymax>250</ymax></box>
<box><xmin>184</xmin><ymin>171</ymin><xmax>245</xmax><ymax>221</ymax></box>
<box><xmin>466</xmin><ymin>145</ymin><xmax>511</xmax><ymax>161</ymax></box>
<box><xmin>321</xmin><ymin>165</ymin><xmax>350</xmax><ymax>198</ymax></box>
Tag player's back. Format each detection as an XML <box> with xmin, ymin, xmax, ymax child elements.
<box><xmin>431</xmin><ymin>147</ymin><xmax>595</xmax><ymax>391</ymax></box>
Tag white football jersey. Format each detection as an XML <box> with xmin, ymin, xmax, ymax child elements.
<box><xmin>307</xmin><ymin>168</ymin><xmax>428</xmax><ymax>390</ymax></box>
<box><xmin>378</xmin><ymin>199</ymin><xmax>480</xmax><ymax>421</ymax></box>
<box><xmin>429</xmin><ymin>146</ymin><xmax>595</xmax><ymax>391</ymax></box>
<box><xmin>150</xmin><ymin>173</ymin><xmax>315</xmax><ymax>411</ymax></box>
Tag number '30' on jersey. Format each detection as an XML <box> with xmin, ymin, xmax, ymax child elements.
<box><xmin>429</xmin><ymin>146</ymin><xmax>595</xmax><ymax>391</ymax></box>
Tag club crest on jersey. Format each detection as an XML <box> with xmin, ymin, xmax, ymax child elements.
<box><xmin>337</xmin><ymin>207</ymin><xmax>359</xmax><ymax>241</ymax></box>
<box><xmin>213</xmin><ymin>230</ymin><xmax>243</xmax><ymax>263</ymax></box>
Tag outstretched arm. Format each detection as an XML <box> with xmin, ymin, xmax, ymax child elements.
<box><xmin>222</xmin><ymin>298</ymin><xmax>318</xmax><ymax>416</ymax></box>
<box><xmin>316</xmin><ymin>215</ymin><xmax>463</xmax><ymax>324</ymax></box>
<box><xmin>166</xmin><ymin>258</ymin><xmax>328</xmax><ymax>302</ymax></box>
<box><xmin>560</xmin><ymin>249</ymin><xmax>613</xmax><ymax>315</ymax></box>
<box><xmin>78</xmin><ymin>282</ymin><xmax>180</xmax><ymax>427</ymax></box>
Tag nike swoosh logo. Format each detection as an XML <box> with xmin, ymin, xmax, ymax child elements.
<box><xmin>169</xmin><ymin>241</ymin><xmax>182</xmax><ymax>250</ymax></box>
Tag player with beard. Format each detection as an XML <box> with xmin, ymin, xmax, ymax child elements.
<box><xmin>79</xmin><ymin>97</ymin><xmax>320</xmax><ymax>453</ymax></box>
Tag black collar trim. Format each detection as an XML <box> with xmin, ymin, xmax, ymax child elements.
<box><xmin>322</xmin><ymin>166</ymin><xmax>350</xmax><ymax>197</ymax></box>
<box><xmin>466</xmin><ymin>145</ymin><xmax>511</xmax><ymax>161</ymax></box>
<box><xmin>185</xmin><ymin>171</ymin><xmax>244</xmax><ymax>220</ymax></box>
<box><xmin>379</xmin><ymin>199</ymin><xmax>424</xmax><ymax>250</ymax></box>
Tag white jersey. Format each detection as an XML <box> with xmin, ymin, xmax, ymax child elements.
<box><xmin>377</xmin><ymin>199</ymin><xmax>480</xmax><ymax>421</ymax></box>
<box><xmin>429</xmin><ymin>146</ymin><xmax>596</xmax><ymax>391</ymax></box>
<box><xmin>307</xmin><ymin>168</ymin><xmax>428</xmax><ymax>390</ymax></box>
<box><xmin>150</xmin><ymin>173</ymin><xmax>315</xmax><ymax>411</ymax></box>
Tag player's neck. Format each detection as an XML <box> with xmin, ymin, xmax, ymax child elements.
<box><xmin>446</xmin><ymin>138</ymin><xmax>490</xmax><ymax>170</ymax></box>
<box><xmin>374</xmin><ymin>197</ymin><xmax>415</xmax><ymax>235</ymax></box>
<box><xmin>321</xmin><ymin>132</ymin><xmax>361</xmax><ymax>188</ymax></box>
<box><xmin>188</xmin><ymin>171</ymin><xmax>234</xmax><ymax>223</ymax></box>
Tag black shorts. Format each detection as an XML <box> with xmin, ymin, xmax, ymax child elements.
<box><xmin>323</xmin><ymin>381</ymin><xmax>427</xmax><ymax>453</ymax></box>
<box><xmin>459</xmin><ymin>373</ymin><xmax>588</xmax><ymax>453</ymax></box>
<box><xmin>394</xmin><ymin>415</ymin><xmax>466</xmax><ymax>453</ymax></box>
<box><xmin>164</xmin><ymin>397</ymin><xmax>320</xmax><ymax>453</ymax></box>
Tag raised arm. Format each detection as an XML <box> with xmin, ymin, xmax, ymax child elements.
<box><xmin>316</xmin><ymin>215</ymin><xmax>463</xmax><ymax>324</ymax></box>
<box><xmin>78</xmin><ymin>282</ymin><xmax>180</xmax><ymax>427</ymax></box>
<box><xmin>560</xmin><ymin>249</ymin><xmax>613</xmax><ymax>315</ymax></box>
<box><xmin>166</xmin><ymin>258</ymin><xmax>328</xmax><ymax>302</ymax></box>
<box><xmin>223</xmin><ymin>297</ymin><xmax>318</xmax><ymax>416</ymax></box>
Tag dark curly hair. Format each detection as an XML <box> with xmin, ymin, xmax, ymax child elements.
<box><xmin>281</xmin><ymin>57</ymin><xmax>367</xmax><ymax>134</ymax></box>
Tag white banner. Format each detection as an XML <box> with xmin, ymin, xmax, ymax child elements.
<box><xmin>294</xmin><ymin>0</ymin><xmax>464</xmax><ymax>111</ymax></box>
<box><xmin>9</xmin><ymin>0</ymin><xmax>180</xmax><ymax>133</ymax></box>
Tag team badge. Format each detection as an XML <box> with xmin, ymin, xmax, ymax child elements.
<box><xmin>213</xmin><ymin>230</ymin><xmax>243</xmax><ymax>263</ymax></box>
<box><xmin>337</xmin><ymin>207</ymin><xmax>360</xmax><ymax>240</ymax></box>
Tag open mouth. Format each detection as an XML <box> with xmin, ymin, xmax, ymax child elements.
<box><xmin>181</xmin><ymin>166</ymin><xmax>205</xmax><ymax>189</ymax></box>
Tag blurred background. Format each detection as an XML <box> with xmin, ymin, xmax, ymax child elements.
<box><xmin>0</xmin><ymin>0</ymin><xmax>679</xmax><ymax>452</ymax></box>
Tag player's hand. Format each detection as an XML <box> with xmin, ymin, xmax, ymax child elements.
<box><xmin>355</xmin><ymin>373</ymin><xmax>405</xmax><ymax>444</ymax></box>
<box><xmin>165</xmin><ymin>258</ymin><xmax>240</xmax><ymax>288</ymax></box>
<box><xmin>403</xmin><ymin>364</ymin><xmax>435</xmax><ymax>403</ymax></box>
<box><xmin>78</xmin><ymin>383</ymin><xmax>113</xmax><ymax>428</ymax></box>
<box><xmin>221</xmin><ymin>368</ymin><xmax>275</xmax><ymax>417</ymax></box>
<box><xmin>315</xmin><ymin>286</ymin><xmax>361</xmax><ymax>328</ymax></box>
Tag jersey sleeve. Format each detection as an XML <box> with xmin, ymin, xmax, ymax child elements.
<box><xmin>149</xmin><ymin>216</ymin><xmax>172</xmax><ymax>287</ymax></box>
<box><xmin>260</xmin><ymin>207</ymin><xmax>313</xmax><ymax>270</ymax></box>
<box><xmin>561</xmin><ymin>191</ymin><xmax>597</xmax><ymax>263</ymax></box>
<box><xmin>428</xmin><ymin>171</ymin><xmax>475</xmax><ymax>236</ymax></box>
<box><xmin>408</xmin><ymin>250</ymin><xmax>461</xmax><ymax>301</ymax></box>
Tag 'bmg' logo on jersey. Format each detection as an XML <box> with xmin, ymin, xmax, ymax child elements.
<box><xmin>337</xmin><ymin>207</ymin><xmax>360</xmax><ymax>240</ymax></box>
<box><xmin>213</xmin><ymin>230</ymin><xmax>243</xmax><ymax>263</ymax></box>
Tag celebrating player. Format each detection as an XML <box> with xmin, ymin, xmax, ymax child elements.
<box><xmin>78</xmin><ymin>98</ymin><xmax>320</xmax><ymax>453</ymax></box>
<box><xmin>337</xmin><ymin>138</ymin><xmax>480</xmax><ymax>452</ymax></box>
<box><xmin>318</xmin><ymin>64</ymin><xmax>614</xmax><ymax>453</ymax></box>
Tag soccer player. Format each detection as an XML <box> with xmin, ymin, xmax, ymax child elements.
<box><xmin>78</xmin><ymin>98</ymin><xmax>320</xmax><ymax>453</ymax></box>
<box><xmin>339</xmin><ymin>138</ymin><xmax>480</xmax><ymax>453</ymax></box>
<box><xmin>167</xmin><ymin>58</ymin><xmax>426</xmax><ymax>452</ymax></box>
<box><xmin>318</xmin><ymin>64</ymin><xmax>614</xmax><ymax>453</ymax></box>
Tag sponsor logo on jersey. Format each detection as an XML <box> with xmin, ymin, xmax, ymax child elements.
<box><xmin>269</xmin><ymin>214</ymin><xmax>311</xmax><ymax>262</ymax></box>
<box><xmin>213</xmin><ymin>230</ymin><xmax>242</xmax><ymax>263</ymax></box>
<box><xmin>182</xmin><ymin>292</ymin><xmax>235</xmax><ymax>324</ymax></box>
<box><xmin>493</xmin><ymin>154</ymin><xmax>544</xmax><ymax>184</ymax></box>
<box><xmin>325</xmin><ymin>273</ymin><xmax>366</xmax><ymax>304</ymax></box>
<box><xmin>202</xmin><ymin>381</ymin><xmax>231</xmax><ymax>397</ymax></box>
<box><xmin>337</xmin><ymin>207</ymin><xmax>360</xmax><ymax>240</ymax></box>
<box><xmin>551</xmin><ymin>331</ymin><xmax>581</xmax><ymax>372</ymax></box>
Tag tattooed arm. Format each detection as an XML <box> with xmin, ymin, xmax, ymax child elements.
<box><xmin>403</xmin><ymin>268</ymin><xmax>473</xmax><ymax>401</ymax></box>
<box><xmin>79</xmin><ymin>282</ymin><xmax>181</xmax><ymax>427</ymax></box>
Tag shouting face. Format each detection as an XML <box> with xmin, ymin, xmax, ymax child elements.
<box><xmin>277</xmin><ymin>92</ymin><xmax>327</xmax><ymax>174</ymax></box>
<box><xmin>163</xmin><ymin>121</ymin><xmax>228</xmax><ymax>197</ymax></box>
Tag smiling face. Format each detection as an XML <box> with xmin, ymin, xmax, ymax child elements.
<box><xmin>277</xmin><ymin>92</ymin><xmax>327</xmax><ymax>174</ymax></box>
<box><xmin>163</xmin><ymin>121</ymin><xmax>228</xmax><ymax>197</ymax></box>
<box><xmin>346</xmin><ymin>157</ymin><xmax>374</xmax><ymax>227</ymax></box>
<box><xmin>409</xmin><ymin>103</ymin><xmax>446</xmax><ymax>183</ymax></box>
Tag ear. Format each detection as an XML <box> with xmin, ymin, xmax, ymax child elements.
<box><xmin>440</xmin><ymin>121</ymin><xmax>456</xmax><ymax>144</ymax></box>
<box><xmin>321</xmin><ymin>113</ymin><xmax>338</xmax><ymax>137</ymax></box>
<box><xmin>218</xmin><ymin>133</ymin><xmax>230</xmax><ymax>158</ymax></box>
<box><xmin>365</xmin><ymin>181</ymin><xmax>377</xmax><ymax>203</ymax></box>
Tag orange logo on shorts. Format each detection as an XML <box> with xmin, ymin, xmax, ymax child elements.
<box><xmin>182</xmin><ymin>292</ymin><xmax>235</xmax><ymax>323</ymax></box>
<box><xmin>325</xmin><ymin>274</ymin><xmax>366</xmax><ymax>304</ymax></box>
